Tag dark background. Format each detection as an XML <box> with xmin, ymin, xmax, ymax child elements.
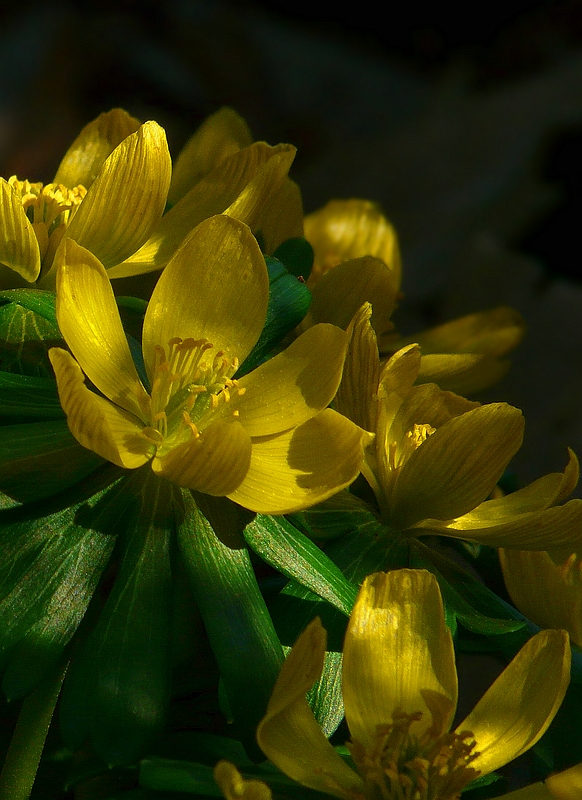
<box><xmin>1</xmin><ymin>0</ymin><xmax>581</xmax><ymax>487</ymax></box>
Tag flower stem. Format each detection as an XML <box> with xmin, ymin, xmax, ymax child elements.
<box><xmin>0</xmin><ymin>659</ymin><xmax>67</xmax><ymax>799</ymax></box>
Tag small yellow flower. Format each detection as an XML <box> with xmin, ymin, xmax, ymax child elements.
<box><xmin>49</xmin><ymin>215</ymin><xmax>371</xmax><ymax>514</ymax></box>
<box><xmin>500</xmin><ymin>547</ymin><xmax>582</xmax><ymax>647</ymax></box>
<box><xmin>334</xmin><ymin>303</ymin><xmax>582</xmax><ymax>549</ymax></box>
<box><xmin>257</xmin><ymin>569</ymin><xmax>570</xmax><ymax>800</ymax></box>
<box><xmin>0</xmin><ymin>109</ymin><xmax>171</xmax><ymax>288</ymax></box>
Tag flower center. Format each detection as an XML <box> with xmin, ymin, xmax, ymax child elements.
<box><xmin>348</xmin><ymin>711</ymin><xmax>480</xmax><ymax>800</ymax></box>
<box><xmin>138</xmin><ymin>337</ymin><xmax>245</xmax><ymax>454</ymax></box>
<box><xmin>387</xmin><ymin>423</ymin><xmax>436</xmax><ymax>473</ymax></box>
<box><xmin>9</xmin><ymin>175</ymin><xmax>86</xmax><ymax>270</ymax></box>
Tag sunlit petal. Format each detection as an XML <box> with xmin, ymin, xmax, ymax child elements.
<box><xmin>459</xmin><ymin>630</ymin><xmax>570</xmax><ymax>776</ymax></box>
<box><xmin>53</xmin><ymin>108</ymin><xmax>141</xmax><ymax>189</ymax></box>
<box><xmin>228</xmin><ymin>409</ymin><xmax>371</xmax><ymax>514</ymax></box>
<box><xmin>231</xmin><ymin>324</ymin><xmax>348</xmax><ymax>436</ymax></box>
<box><xmin>55</xmin><ymin>239</ymin><xmax>147</xmax><ymax>419</ymax></box>
<box><xmin>49</xmin><ymin>347</ymin><xmax>152</xmax><ymax>469</ymax></box>
<box><xmin>143</xmin><ymin>215</ymin><xmax>268</xmax><ymax>379</ymax></box>
<box><xmin>152</xmin><ymin>417</ymin><xmax>252</xmax><ymax>496</ymax></box>
<box><xmin>257</xmin><ymin>618</ymin><xmax>363</xmax><ymax>799</ymax></box>
<box><xmin>343</xmin><ymin>570</ymin><xmax>457</xmax><ymax>748</ymax></box>
<box><xmin>65</xmin><ymin>121</ymin><xmax>171</xmax><ymax>269</ymax></box>
<box><xmin>0</xmin><ymin>179</ymin><xmax>41</xmax><ymax>282</ymax></box>
<box><xmin>335</xmin><ymin>303</ymin><xmax>380</xmax><ymax>434</ymax></box>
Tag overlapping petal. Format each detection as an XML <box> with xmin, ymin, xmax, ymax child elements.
<box><xmin>257</xmin><ymin>617</ymin><xmax>363</xmax><ymax>799</ymax></box>
<box><xmin>55</xmin><ymin>239</ymin><xmax>147</xmax><ymax>419</ymax></box>
<box><xmin>53</xmin><ymin>108</ymin><xmax>141</xmax><ymax>189</ymax></box>
<box><xmin>342</xmin><ymin>570</ymin><xmax>457</xmax><ymax>749</ymax></box>
<box><xmin>0</xmin><ymin>179</ymin><xmax>41</xmax><ymax>283</ymax></box>
<box><xmin>48</xmin><ymin>348</ymin><xmax>151</xmax><ymax>470</ymax></box>
<box><xmin>227</xmin><ymin>409</ymin><xmax>371</xmax><ymax>514</ymax></box>
<box><xmin>230</xmin><ymin>324</ymin><xmax>348</xmax><ymax>437</ymax></box>
<box><xmin>459</xmin><ymin>629</ymin><xmax>570</xmax><ymax>776</ymax></box>
<box><xmin>142</xmin><ymin>215</ymin><xmax>268</xmax><ymax>379</ymax></box>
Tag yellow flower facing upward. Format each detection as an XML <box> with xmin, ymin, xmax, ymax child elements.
<box><xmin>500</xmin><ymin>547</ymin><xmax>582</xmax><ymax>647</ymax></box>
<box><xmin>257</xmin><ymin>569</ymin><xmax>570</xmax><ymax>800</ymax></box>
<box><xmin>0</xmin><ymin>109</ymin><xmax>171</xmax><ymax>289</ymax></box>
<box><xmin>48</xmin><ymin>214</ymin><xmax>371</xmax><ymax>514</ymax></box>
<box><xmin>334</xmin><ymin>303</ymin><xmax>582</xmax><ymax>550</ymax></box>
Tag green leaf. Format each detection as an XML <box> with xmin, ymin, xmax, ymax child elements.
<box><xmin>237</xmin><ymin>257</ymin><xmax>312</xmax><ymax>376</ymax></box>
<box><xmin>243</xmin><ymin>515</ymin><xmax>357</xmax><ymax>616</ymax></box>
<box><xmin>272</xmin><ymin>237</ymin><xmax>314</xmax><ymax>280</ymax></box>
<box><xmin>139</xmin><ymin>759</ymin><xmax>222</xmax><ymax>796</ymax></box>
<box><xmin>59</xmin><ymin>470</ymin><xmax>176</xmax><ymax>766</ymax></box>
<box><xmin>177</xmin><ymin>494</ymin><xmax>284</xmax><ymax>758</ymax></box>
<box><xmin>0</xmin><ymin>419</ymin><xmax>104</xmax><ymax>503</ymax></box>
<box><xmin>0</xmin><ymin>475</ymin><xmax>124</xmax><ymax>699</ymax></box>
<box><xmin>0</xmin><ymin>371</ymin><xmax>63</xmax><ymax>419</ymax></box>
<box><xmin>0</xmin><ymin>292</ymin><xmax>62</xmax><ymax>377</ymax></box>
<box><xmin>289</xmin><ymin>491</ymin><xmax>381</xmax><ymax>541</ymax></box>
<box><xmin>306</xmin><ymin>649</ymin><xmax>343</xmax><ymax>738</ymax></box>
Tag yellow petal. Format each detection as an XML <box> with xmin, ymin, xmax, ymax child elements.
<box><xmin>53</xmin><ymin>108</ymin><xmax>141</xmax><ymax>189</ymax></box>
<box><xmin>252</xmin><ymin>178</ymin><xmax>304</xmax><ymax>255</ymax></box>
<box><xmin>152</xmin><ymin>417</ymin><xmax>252</xmax><ymax>496</ymax></box>
<box><xmin>500</xmin><ymin>549</ymin><xmax>582</xmax><ymax>647</ymax></box>
<box><xmin>391</xmin><ymin>403</ymin><xmax>524</xmax><ymax>529</ymax></box>
<box><xmin>65</xmin><ymin>121</ymin><xmax>171</xmax><ymax>269</ymax></box>
<box><xmin>49</xmin><ymin>347</ymin><xmax>152</xmax><ymax>469</ymax></box>
<box><xmin>416</xmin><ymin>352</ymin><xmax>510</xmax><ymax>395</ymax></box>
<box><xmin>303</xmin><ymin>256</ymin><xmax>397</xmax><ymax>336</ymax></box>
<box><xmin>110</xmin><ymin>142</ymin><xmax>295</xmax><ymax>278</ymax></box>
<box><xmin>55</xmin><ymin>239</ymin><xmax>147</xmax><ymax>419</ymax></box>
<box><xmin>417</xmin><ymin>501</ymin><xmax>582</xmax><ymax>550</ymax></box>
<box><xmin>0</xmin><ymin>179</ymin><xmax>41</xmax><ymax>282</ymax></box>
<box><xmin>305</xmin><ymin>199</ymin><xmax>401</xmax><ymax>288</ymax></box>
<box><xmin>394</xmin><ymin>306</ymin><xmax>525</xmax><ymax>357</ymax></box>
<box><xmin>343</xmin><ymin>570</ymin><xmax>457</xmax><ymax>749</ymax></box>
<box><xmin>231</xmin><ymin>323</ymin><xmax>348</xmax><ymax>436</ymax></box>
<box><xmin>335</xmin><ymin>303</ymin><xmax>380</xmax><ymax>434</ymax></box>
<box><xmin>214</xmin><ymin>761</ymin><xmax>272</xmax><ymax>800</ymax></box>
<box><xmin>459</xmin><ymin>629</ymin><xmax>570</xmax><ymax>776</ymax></box>
<box><xmin>257</xmin><ymin>617</ymin><xmax>363</xmax><ymax>799</ymax></box>
<box><xmin>546</xmin><ymin>761</ymin><xmax>582</xmax><ymax>800</ymax></box>
<box><xmin>169</xmin><ymin>107</ymin><xmax>253</xmax><ymax>206</ymax></box>
<box><xmin>497</xmin><ymin>783</ymin><xmax>556</xmax><ymax>800</ymax></box>
<box><xmin>228</xmin><ymin>409</ymin><xmax>371</xmax><ymax>514</ymax></box>
<box><xmin>142</xmin><ymin>215</ymin><xmax>268</xmax><ymax>378</ymax></box>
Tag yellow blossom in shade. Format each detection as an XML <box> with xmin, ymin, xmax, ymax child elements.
<box><xmin>334</xmin><ymin>303</ymin><xmax>582</xmax><ymax>549</ymax></box>
<box><xmin>257</xmin><ymin>569</ymin><xmax>570</xmax><ymax>800</ymax></box>
<box><xmin>500</xmin><ymin>547</ymin><xmax>582</xmax><ymax>647</ymax></box>
<box><xmin>48</xmin><ymin>215</ymin><xmax>371</xmax><ymax>514</ymax></box>
<box><xmin>0</xmin><ymin>108</ymin><xmax>171</xmax><ymax>289</ymax></box>
<box><xmin>498</xmin><ymin>761</ymin><xmax>582</xmax><ymax>799</ymax></box>
<box><xmin>214</xmin><ymin>761</ymin><xmax>272</xmax><ymax>800</ymax></box>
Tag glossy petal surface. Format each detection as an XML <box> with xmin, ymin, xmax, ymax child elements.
<box><xmin>459</xmin><ymin>630</ymin><xmax>570</xmax><ymax>776</ymax></box>
<box><xmin>343</xmin><ymin>570</ymin><xmax>457</xmax><ymax>748</ymax></box>
<box><xmin>228</xmin><ymin>409</ymin><xmax>370</xmax><ymax>514</ymax></box>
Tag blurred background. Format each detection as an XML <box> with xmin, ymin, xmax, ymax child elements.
<box><xmin>1</xmin><ymin>0</ymin><xmax>581</xmax><ymax>490</ymax></box>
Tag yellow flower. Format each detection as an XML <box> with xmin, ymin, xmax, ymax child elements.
<box><xmin>500</xmin><ymin>548</ymin><xmax>582</xmax><ymax>647</ymax></box>
<box><xmin>498</xmin><ymin>761</ymin><xmax>582</xmax><ymax>799</ymax></box>
<box><xmin>334</xmin><ymin>303</ymin><xmax>582</xmax><ymax>549</ymax></box>
<box><xmin>0</xmin><ymin>108</ymin><xmax>171</xmax><ymax>289</ymax></box>
<box><xmin>257</xmin><ymin>569</ymin><xmax>570</xmax><ymax>800</ymax></box>
<box><xmin>48</xmin><ymin>215</ymin><xmax>371</xmax><ymax>514</ymax></box>
<box><xmin>214</xmin><ymin>761</ymin><xmax>272</xmax><ymax>800</ymax></box>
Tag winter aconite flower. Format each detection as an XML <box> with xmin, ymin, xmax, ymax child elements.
<box><xmin>0</xmin><ymin>109</ymin><xmax>171</xmax><ymax>289</ymax></box>
<box><xmin>49</xmin><ymin>215</ymin><xmax>370</xmax><ymax>513</ymax></box>
<box><xmin>257</xmin><ymin>569</ymin><xmax>570</xmax><ymax>800</ymax></box>
<box><xmin>334</xmin><ymin>303</ymin><xmax>582</xmax><ymax>549</ymax></box>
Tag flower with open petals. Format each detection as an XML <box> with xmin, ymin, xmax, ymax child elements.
<box><xmin>0</xmin><ymin>109</ymin><xmax>171</xmax><ymax>289</ymax></box>
<box><xmin>257</xmin><ymin>569</ymin><xmax>570</xmax><ymax>800</ymax></box>
<box><xmin>48</xmin><ymin>215</ymin><xmax>370</xmax><ymax>514</ymax></box>
<box><xmin>334</xmin><ymin>303</ymin><xmax>582</xmax><ymax>549</ymax></box>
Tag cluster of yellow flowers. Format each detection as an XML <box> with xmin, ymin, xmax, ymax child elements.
<box><xmin>1</xmin><ymin>107</ymin><xmax>582</xmax><ymax>800</ymax></box>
